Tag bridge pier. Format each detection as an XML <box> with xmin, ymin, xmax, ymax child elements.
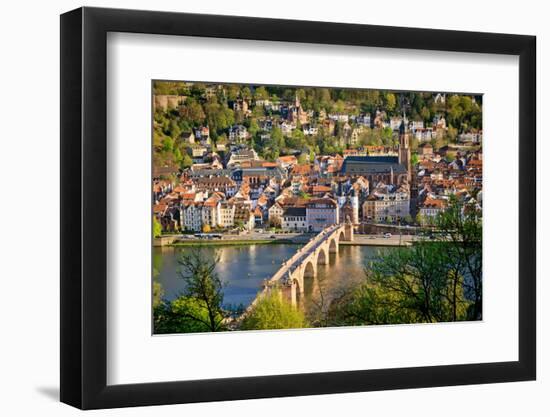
<box><xmin>344</xmin><ymin>222</ymin><xmax>354</xmax><ymax>242</ymax></box>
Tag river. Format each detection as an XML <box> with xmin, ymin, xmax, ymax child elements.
<box><xmin>153</xmin><ymin>244</ymin><xmax>391</xmax><ymax>314</ymax></box>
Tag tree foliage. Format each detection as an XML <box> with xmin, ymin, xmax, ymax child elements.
<box><xmin>153</xmin><ymin>216</ymin><xmax>162</xmax><ymax>238</ymax></box>
<box><xmin>328</xmin><ymin>197</ymin><xmax>482</xmax><ymax>326</ymax></box>
<box><xmin>176</xmin><ymin>248</ymin><xmax>226</xmax><ymax>331</ymax></box>
<box><xmin>153</xmin><ymin>81</ymin><xmax>481</xmax><ymax>166</ymax></box>
<box><xmin>154</xmin><ymin>295</ymin><xmax>225</xmax><ymax>334</ymax></box>
<box><xmin>240</xmin><ymin>292</ymin><xmax>307</xmax><ymax>330</ymax></box>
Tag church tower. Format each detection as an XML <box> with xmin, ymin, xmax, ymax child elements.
<box><xmin>398</xmin><ymin>114</ymin><xmax>411</xmax><ymax>181</ymax></box>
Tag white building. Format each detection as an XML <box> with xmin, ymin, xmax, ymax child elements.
<box><xmin>328</xmin><ymin>114</ymin><xmax>349</xmax><ymax>122</ymax></box>
<box><xmin>390</xmin><ymin>117</ymin><xmax>404</xmax><ymax>131</ymax></box>
<box><xmin>268</xmin><ymin>203</ymin><xmax>284</xmax><ymax>226</ymax></box>
<box><xmin>305</xmin><ymin>198</ymin><xmax>339</xmax><ymax>232</ymax></box>
<box><xmin>281</xmin><ymin>207</ymin><xmax>307</xmax><ymax>232</ymax></box>
<box><xmin>228</xmin><ymin>125</ymin><xmax>248</xmax><ymax>142</ymax></box>
<box><xmin>182</xmin><ymin>203</ymin><xmax>203</xmax><ymax>232</ymax></box>
<box><xmin>356</xmin><ymin>114</ymin><xmax>371</xmax><ymax>126</ymax></box>
<box><xmin>280</xmin><ymin>121</ymin><xmax>295</xmax><ymax>136</ymax></box>
<box><xmin>302</xmin><ymin>124</ymin><xmax>319</xmax><ymax>136</ymax></box>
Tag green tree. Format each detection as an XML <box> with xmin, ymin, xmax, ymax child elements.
<box><xmin>226</xmin><ymin>84</ymin><xmax>240</xmax><ymax>101</ymax></box>
<box><xmin>154</xmin><ymin>296</ymin><xmax>224</xmax><ymax>334</ymax></box>
<box><xmin>270</xmin><ymin>127</ymin><xmax>285</xmax><ymax>148</ymax></box>
<box><xmin>254</xmin><ymin>86</ymin><xmax>269</xmax><ymax>100</ymax></box>
<box><xmin>240</xmin><ymin>86</ymin><xmax>252</xmax><ymax>100</ymax></box>
<box><xmin>385</xmin><ymin>92</ymin><xmax>396</xmax><ymax>113</ymax></box>
<box><xmin>287</xmin><ymin>128</ymin><xmax>305</xmax><ymax>149</ymax></box>
<box><xmin>153</xmin><ymin>216</ymin><xmax>162</xmax><ymax>238</ymax></box>
<box><xmin>240</xmin><ymin>292</ymin><xmax>307</xmax><ymax>330</ymax></box>
<box><xmin>178</xmin><ymin>98</ymin><xmax>205</xmax><ymax>126</ymax></box>
<box><xmin>153</xmin><ymin>281</ymin><xmax>164</xmax><ymax>308</ymax></box>
<box><xmin>328</xmin><ymin>197</ymin><xmax>481</xmax><ymax>326</ymax></box>
<box><xmin>435</xmin><ymin>196</ymin><xmax>482</xmax><ymax>319</ymax></box>
<box><xmin>381</xmin><ymin>127</ymin><xmax>393</xmax><ymax>146</ymax></box>
<box><xmin>446</xmin><ymin>124</ymin><xmax>458</xmax><ymax>143</ymax></box>
<box><xmin>177</xmin><ymin>249</ymin><xmax>226</xmax><ymax>331</ymax></box>
<box><xmin>358</xmin><ymin>242</ymin><xmax>467</xmax><ymax>323</ymax></box>
<box><xmin>248</xmin><ymin>118</ymin><xmax>259</xmax><ymax>138</ymax></box>
<box><xmin>181</xmin><ymin>153</ymin><xmax>193</xmax><ymax>169</ymax></box>
<box><xmin>420</xmin><ymin>106</ymin><xmax>431</xmax><ymax>122</ymax></box>
<box><xmin>297</xmin><ymin>153</ymin><xmax>308</xmax><ymax>164</ymax></box>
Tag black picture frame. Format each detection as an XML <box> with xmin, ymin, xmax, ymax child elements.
<box><xmin>60</xmin><ymin>6</ymin><xmax>536</xmax><ymax>410</ymax></box>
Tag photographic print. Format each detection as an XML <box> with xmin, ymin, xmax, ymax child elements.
<box><xmin>152</xmin><ymin>81</ymin><xmax>483</xmax><ymax>334</ymax></box>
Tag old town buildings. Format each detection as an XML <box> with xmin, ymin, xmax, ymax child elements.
<box><xmin>153</xmin><ymin>87</ymin><xmax>482</xmax><ymax>235</ymax></box>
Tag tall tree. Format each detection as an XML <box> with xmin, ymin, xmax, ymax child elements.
<box><xmin>177</xmin><ymin>249</ymin><xmax>226</xmax><ymax>331</ymax></box>
<box><xmin>435</xmin><ymin>196</ymin><xmax>482</xmax><ymax>319</ymax></box>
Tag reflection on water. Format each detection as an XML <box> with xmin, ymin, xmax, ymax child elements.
<box><xmin>154</xmin><ymin>244</ymin><xmax>390</xmax><ymax>314</ymax></box>
<box><xmin>300</xmin><ymin>246</ymin><xmax>389</xmax><ymax>320</ymax></box>
<box><xmin>154</xmin><ymin>245</ymin><xmax>299</xmax><ymax>308</ymax></box>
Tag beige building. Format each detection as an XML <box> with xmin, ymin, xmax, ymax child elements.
<box><xmin>268</xmin><ymin>202</ymin><xmax>284</xmax><ymax>227</ymax></box>
<box><xmin>362</xmin><ymin>189</ymin><xmax>410</xmax><ymax>223</ymax></box>
<box><xmin>217</xmin><ymin>203</ymin><xmax>235</xmax><ymax>228</ymax></box>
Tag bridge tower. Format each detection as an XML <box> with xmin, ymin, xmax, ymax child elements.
<box><xmin>344</xmin><ymin>220</ymin><xmax>354</xmax><ymax>242</ymax></box>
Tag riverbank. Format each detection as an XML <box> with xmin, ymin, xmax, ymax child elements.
<box><xmin>162</xmin><ymin>234</ymin><xmax>416</xmax><ymax>247</ymax></box>
<box><xmin>342</xmin><ymin>234</ymin><xmax>416</xmax><ymax>247</ymax></box>
<box><xmin>169</xmin><ymin>239</ymin><xmax>296</xmax><ymax>247</ymax></box>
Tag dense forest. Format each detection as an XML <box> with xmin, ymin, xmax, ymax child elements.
<box><xmin>153</xmin><ymin>81</ymin><xmax>482</xmax><ymax>169</ymax></box>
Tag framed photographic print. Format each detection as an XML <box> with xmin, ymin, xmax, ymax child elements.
<box><xmin>60</xmin><ymin>6</ymin><xmax>536</xmax><ymax>410</ymax></box>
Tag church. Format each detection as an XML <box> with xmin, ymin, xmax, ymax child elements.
<box><xmin>340</xmin><ymin>116</ymin><xmax>411</xmax><ymax>186</ymax></box>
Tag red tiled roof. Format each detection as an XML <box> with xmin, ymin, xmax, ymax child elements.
<box><xmin>423</xmin><ymin>198</ymin><xmax>447</xmax><ymax>209</ymax></box>
<box><xmin>278</xmin><ymin>155</ymin><xmax>297</xmax><ymax>163</ymax></box>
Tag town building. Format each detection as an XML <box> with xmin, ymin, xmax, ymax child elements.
<box><xmin>305</xmin><ymin>198</ymin><xmax>339</xmax><ymax>232</ymax></box>
<box><xmin>268</xmin><ymin>202</ymin><xmax>284</xmax><ymax>227</ymax></box>
<box><xmin>362</xmin><ymin>185</ymin><xmax>410</xmax><ymax>223</ymax></box>
<box><xmin>228</xmin><ymin>124</ymin><xmax>248</xmax><ymax>143</ymax></box>
<box><xmin>418</xmin><ymin>197</ymin><xmax>447</xmax><ymax>225</ymax></box>
<box><xmin>281</xmin><ymin>207</ymin><xmax>307</xmax><ymax>232</ymax></box>
<box><xmin>182</xmin><ymin>202</ymin><xmax>203</xmax><ymax>231</ymax></box>
<box><xmin>218</xmin><ymin>202</ymin><xmax>235</xmax><ymax>228</ymax></box>
<box><xmin>227</xmin><ymin>148</ymin><xmax>259</xmax><ymax>168</ymax></box>
<box><xmin>195</xmin><ymin>176</ymin><xmax>237</xmax><ymax>197</ymax></box>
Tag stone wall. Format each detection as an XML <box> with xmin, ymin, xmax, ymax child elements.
<box><xmin>153</xmin><ymin>95</ymin><xmax>187</xmax><ymax>111</ymax></box>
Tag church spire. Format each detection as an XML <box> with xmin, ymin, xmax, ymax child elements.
<box><xmin>398</xmin><ymin>111</ymin><xmax>411</xmax><ymax>182</ymax></box>
<box><xmin>399</xmin><ymin>111</ymin><xmax>407</xmax><ymax>135</ymax></box>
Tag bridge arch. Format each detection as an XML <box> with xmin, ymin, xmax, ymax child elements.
<box><xmin>328</xmin><ymin>237</ymin><xmax>338</xmax><ymax>253</ymax></box>
<box><xmin>316</xmin><ymin>246</ymin><xmax>328</xmax><ymax>265</ymax></box>
<box><xmin>339</xmin><ymin>230</ymin><xmax>346</xmax><ymax>242</ymax></box>
<box><xmin>303</xmin><ymin>260</ymin><xmax>315</xmax><ymax>278</ymax></box>
<box><xmin>293</xmin><ymin>278</ymin><xmax>302</xmax><ymax>296</ymax></box>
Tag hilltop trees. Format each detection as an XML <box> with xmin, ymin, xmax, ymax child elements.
<box><xmin>152</xmin><ymin>80</ymin><xmax>482</xmax><ymax>167</ymax></box>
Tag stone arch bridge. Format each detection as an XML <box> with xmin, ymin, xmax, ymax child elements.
<box><xmin>265</xmin><ymin>223</ymin><xmax>354</xmax><ymax>306</ymax></box>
